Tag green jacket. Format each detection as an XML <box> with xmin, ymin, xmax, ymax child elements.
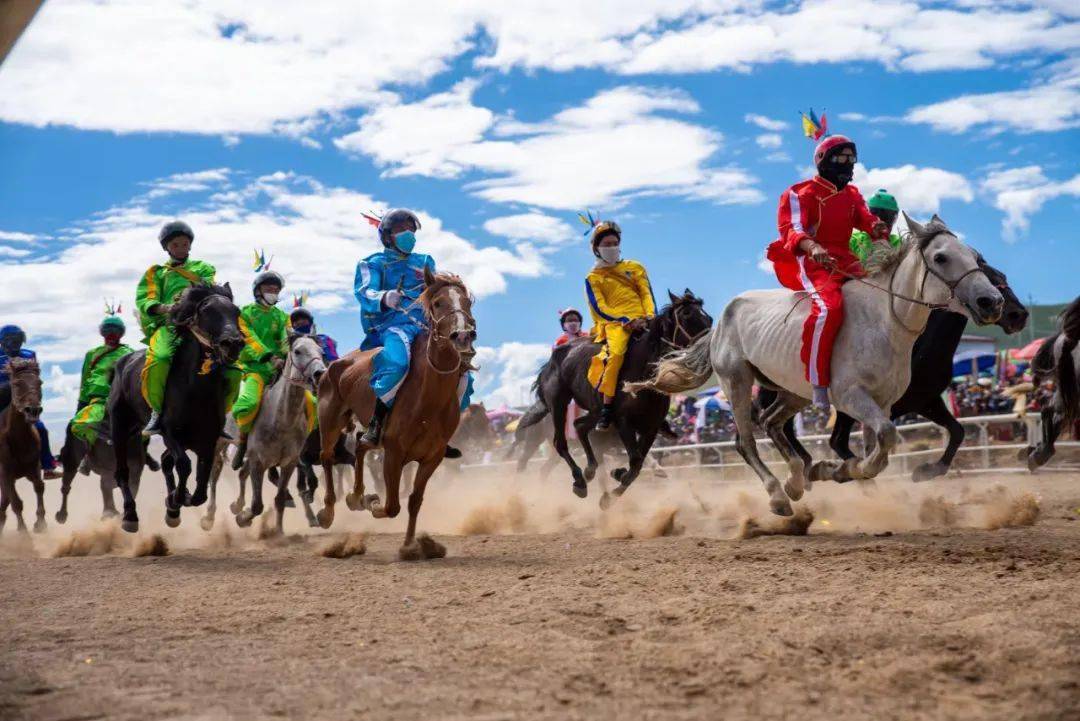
<box><xmin>78</xmin><ymin>344</ymin><xmax>134</xmax><ymax>403</ymax></box>
<box><xmin>238</xmin><ymin>302</ymin><xmax>289</xmax><ymax>374</ymax></box>
<box><xmin>135</xmin><ymin>259</ymin><xmax>216</xmax><ymax>340</ymax></box>
<box><xmin>850</xmin><ymin>231</ymin><xmax>902</xmax><ymax>264</ymax></box>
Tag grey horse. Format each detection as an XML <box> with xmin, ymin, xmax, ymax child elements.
<box><xmin>203</xmin><ymin>334</ymin><xmax>326</xmax><ymax>532</ymax></box>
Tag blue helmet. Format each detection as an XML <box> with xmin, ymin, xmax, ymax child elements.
<box><xmin>0</xmin><ymin>324</ymin><xmax>26</xmax><ymax>347</ymax></box>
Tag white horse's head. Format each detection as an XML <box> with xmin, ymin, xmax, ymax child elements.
<box><xmin>905</xmin><ymin>213</ymin><xmax>1004</xmax><ymax>326</ymax></box>
<box><xmin>286</xmin><ymin>334</ymin><xmax>327</xmax><ymax>392</ymax></box>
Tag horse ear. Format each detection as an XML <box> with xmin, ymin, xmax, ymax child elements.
<box><xmin>668</xmin><ymin>289</ymin><xmax>679</xmax><ymax>304</ymax></box>
<box><xmin>929</xmin><ymin>213</ymin><xmax>946</xmax><ymax>228</ymax></box>
<box><xmin>222</xmin><ymin>282</ymin><xmax>233</xmax><ymax>300</ymax></box>
<box><xmin>423</xmin><ymin>264</ymin><xmax>436</xmax><ymax>287</ymax></box>
<box><xmin>902</xmin><ymin>211</ymin><xmax>925</xmax><ymax>238</ymax></box>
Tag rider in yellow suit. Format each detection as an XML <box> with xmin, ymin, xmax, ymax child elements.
<box><xmin>584</xmin><ymin>219</ymin><xmax>656</xmax><ymax>430</ymax></box>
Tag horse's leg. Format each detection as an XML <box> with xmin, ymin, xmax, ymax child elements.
<box><xmin>56</xmin><ymin>465</ymin><xmax>75</xmax><ymax>525</ymax></box>
<box><xmin>293</xmin><ymin>463</ymin><xmax>318</xmax><ymax>528</ymax></box>
<box><xmin>315</xmin><ymin>414</ymin><xmax>346</xmax><ymax>529</ymax></box>
<box><xmin>273</xmin><ymin>464</ymin><xmax>297</xmax><ymax>535</ymax></box>
<box><xmin>112</xmin><ymin>406</ymin><xmax>139</xmax><ymax>533</ymax></box>
<box><xmin>764</xmin><ymin>405</ymin><xmax>809</xmax><ymax>501</ymax></box>
<box><xmin>550</xmin><ymin>393</ymin><xmax>587</xmax><ymax>497</ymax></box>
<box><xmin>781</xmin><ymin>417</ymin><xmax>813</xmax><ymax>468</ymax></box>
<box><xmin>0</xmin><ymin>475</ymin><xmax>8</xmax><ymax>535</ymax></box>
<box><xmin>829</xmin><ymin>413</ymin><xmax>857</xmax><ymax>461</ymax></box>
<box><xmin>236</xmin><ymin>462</ymin><xmax>265</xmax><ymax>528</ymax></box>
<box><xmin>912</xmin><ymin>396</ymin><xmax>964</xmax><ymax>481</ymax></box>
<box><xmin>163</xmin><ymin>441</ymin><xmax>188</xmax><ymax>528</ymax></box>
<box><xmin>601</xmin><ymin>421</ymin><xmax>659</xmax><ymax>510</ymax></box>
<box><xmin>1023</xmin><ymin>405</ymin><xmax>1061</xmax><ymax>470</ymax></box>
<box><xmin>191</xmin><ymin>451</ymin><xmax>215</xmax><ymax>531</ymax></box>
<box><xmin>399</xmin><ymin>457</ymin><xmax>445</xmax><ymax>561</ymax></box>
<box><xmin>100</xmin><ymin>472</ymin><xmax>118</xmax><ymax>519</ymax></box>
<box><xmin>573</xmin><ymin>412</ymin><xmax>601</xmax><ymax>481</ymax></box>
<box><xmin>201</xmin><ymin>447</ymin><xmax>222</xmax><ymax>531</ymax></box>
<box><xmin>346</xmin><ymin>445</ymin><xmax>371</xmax><ymax>512</ymax></box>
<box><xmin>31</xmin><ymin>471</ymin><xmax>47</xmax><ymax>533</ymax></box>
<box><xmin>725</xmin><ymin>369</ymin><xmax>793</xmax><ymax>516</ymax></box>
<box><xmin>834</xmin><ymin>385</ymin><xmax>897</xmax><ymax>481</ymax></box>
<box><xmin>7</xmin><ymin>476</ymin><xmax>27</xmax><ymax>533</ymax></box>
<box><xmin>368</xmin><ymin>446</ymin><xmax>403</xmax><ymax>519</ymax></box>
<box><xmin>160</xmin><ymin>448</ymin><xmax>177</xmax><ymax>516</ymax></box>
<box><xmin>229</xmin><ymin>463</ymin><xmax>248</xmax><ymax>516</ymax></box>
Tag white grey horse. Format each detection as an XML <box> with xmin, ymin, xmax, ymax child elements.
<box><xmin>203</xmin><ymin>334</ymin><xmax>326</xmax><ymax>532</ymax></box>
<box><xmin>630</xmin><ymin>215</ymin><xmax>1004</xmax><ymax>516</ymax></box>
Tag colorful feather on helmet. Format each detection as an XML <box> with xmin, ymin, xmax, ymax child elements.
<box><xmin>292</xmin><ymin>291</ymin><xmax>310</xmax><ymax>308</ymax></box>
<box><xmin>252</xmin><ymin>248</ymin><xmax>273</xmax><ymax>272</ymax></box>
<box><xmin>103</xmin><ymin>298</ymin><xmax>122</xmax><ymax>316</ymax></box>
<box><xmin>576</xmin><ymin>209</ymin><xmax>598</xmax><ymax>236</ymax></box>
<box><xmin>800</xmin><ymin>108</ymin><xmax>828</xmax><ymax>141</ymax></box>
<box><xmin>361</xmin><ymin>211</ymin><xmax>383</xmax><ymax>228</ymax></box>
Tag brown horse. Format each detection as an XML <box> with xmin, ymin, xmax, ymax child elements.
<box><xmin>0</xmin><ymin>359</ymin><xmax>47</xmax><ymax>534</ymax></box>
<box><xmin>315</xmin><ymin>268</ymin><xmax>477</xmax><ymax>559</ymax></box>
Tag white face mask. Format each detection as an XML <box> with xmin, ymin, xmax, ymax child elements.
<box><xmin>563</xmin><ymin>321</ymin><xmax>581</xmax><ymax>334</ymax></box>
<box><xmin>598</xmin><ymin>246</ymin><xmax>621</xmax><ymax>264</ymax></box>
<box><xmin>262</xmin><ymin>293</ymin><xmax>279</xmax><ymax>305</ymax></box>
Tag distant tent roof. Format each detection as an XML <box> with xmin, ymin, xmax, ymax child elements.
<box><xmin>1011</xmin><ymin>337</ymin><xmax>1050</xmax><ymax>361</ymax></box>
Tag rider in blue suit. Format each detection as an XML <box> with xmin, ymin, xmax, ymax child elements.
<box><xmin>0</xmin><ymin>325</ymin><xmax>61</xmax><ymax>478</ymax></box>
<box><xmin>353</xmin><ymin>208</ymin><xmax>472</xmax><ymax>456</ymax></box>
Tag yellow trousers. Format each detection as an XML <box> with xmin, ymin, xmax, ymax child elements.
<box><xmin>587</xmin><ymin>323</ymin><xmax>631</xmax><ymax>397</ymax></box>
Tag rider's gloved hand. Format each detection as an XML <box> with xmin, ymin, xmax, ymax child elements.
<box><xmin>871</xmin><ymin>220</ymin><xmax>889</xmax><ymax>240</ymax></box>
<box><xmin>804</xmin><ymin>241</ymin><xmax>834</xmax><ymax>268</ymax></box>
<box><xmin>384</xmin><ymin>290</ymin><xmax>404</xmax><ymax>310</ymax></box>
<box><xmin>272</xmin><ymin>356</ymin><xmax>285</xmax><ymax>370</ymax></box>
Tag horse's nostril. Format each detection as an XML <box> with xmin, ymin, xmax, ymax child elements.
<box><xmin>976</xmin><ymin>296</ymin><xmax>998</xmax><ymax>311</ymax></box>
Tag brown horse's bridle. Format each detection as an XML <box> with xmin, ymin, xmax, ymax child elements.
<box><xmin>426</xmin><ymin>307</ymin><xmax>477</xmax><ymax>375</ymax></box>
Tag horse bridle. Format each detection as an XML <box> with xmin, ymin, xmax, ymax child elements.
<box><xmin>662</xmin><ymin>303</ymin><xmax>709</xmax><ymax>349</ymax></box>
<box><xmin>286</xmin><ymin>343</ymin><xmax>325</xmax><ymax>389</ymax></box>
<box><xmin>426</xmin><ymin>307</ymin><xmax>477</xmax><ymax>375</ymax></box>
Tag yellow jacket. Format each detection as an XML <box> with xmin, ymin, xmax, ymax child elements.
<box><xmin>585</xmin><ymin>259</ymin><xmax>656</xmax><ymax>334</ymax></box>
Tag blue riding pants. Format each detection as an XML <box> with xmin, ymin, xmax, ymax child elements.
<box><xmin>362</xmin><ymin>326</ymin><xmax>473</xmax><ymax>410</ymax></box>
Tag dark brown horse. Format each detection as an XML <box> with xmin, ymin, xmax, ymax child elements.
<box><xmin>316</xmin><ymin>268</ymin><xmax>477</xmax><ymax>559</ymax></box>
<box><xmin>448</xmin><ymin>402</ymin><xmax>497</xmax><ymax>464</ymax></box>
<box><xmin>0</xmin><ymin>359</ymin><xmax>47</xmax><ymax>534</ymax></box>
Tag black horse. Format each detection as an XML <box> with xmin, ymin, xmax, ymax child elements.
<box><xmin>1021</xmin><ymin>295</ymin><xmax>1080</xmax><ymax>470</ymax></box>
<box><xmin>56</xmin><ymin>421</ymin><xmax>157</xmax><ymax>524</ymax></box>
<box><xmin>109</xmin><ymin>284</ymin><xmax>244</xmax><ymax>533</ymax></box>
<box><xmin>520</xmin><ymin>289</ymin><xmax>712</xmax><ymax>505</ymax></box>
<box><xmin>761</xmin><ymin>259</ymin><xmax>1028</xmax><ymax>481</ymax></box>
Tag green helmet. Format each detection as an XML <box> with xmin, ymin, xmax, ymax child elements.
<box><xmin>100</xmin><ymin>315</ymin><xmax>126</xmax><ymax>336</ymax></box>
<box><xmin>868</xmin><ymin>189</ymin><xmax>899</xmax><ymax>212</ymax></box>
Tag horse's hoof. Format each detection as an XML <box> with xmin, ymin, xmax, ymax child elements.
<box><xmin>783</xmin><ymin>480</ymin><xmax>804</xmax><ymax>501</ymax></box>
<box><xmin>418</xmin><ymin>534</ymin><xmax>446</xmax><ymax>559</ymax></box>
<box><xmin>584</xmin><ymin>465</ymin><xmax>596</xmax><ymax>481</ymax></box>
<box><xmin>101</xmin><ymin>508</ymin><xmax>119</xmax><ymax>520</ymax></box>
<box><xmin>199</xmin><ymin>516</ymin><xmax>215</xmax><ymax>532</ymax></box>
<box><xmin>165</xmin><ymin>511</ymin><xmax>181</xmax><ymax>528</ymax></box>
<box><xmin>1017</xmin><ymin>446</ymin><xmax>1033</xmax><ymax>463</ymax></box>
<box><xmin>399</xmin><ymin>540</ymin><xmax>422</xmax><ymax>561</ymax></box>
<box><xmin>611</xmin><ymin>467</ymin><xmax>628</xmax><ymax>483</ymax></box>
<box><xmin>316</xmin><ymin>508</ymin><xmax>334</xmax><ymax>529</ymax></box>
<box><xmin>177</xmin><ymin>488</ymin><xmax>192</xmax><ymax>507</ymax></box>
<box><xmin>55</xmin><ymin>511</ymin><xmax>68</xmax><ymax>525</ymax></box>
<box><xmin>911</xmin><ymin>462</ymin><xmax>946</xmax><ymax>483</ymax></box>
<box><xmin>121</xmin><ymin>519</ymin><xmax>139</xmax><ymax>534</ymax></box>
<box><xmin>770</xmin><ymin>498</ymin><xmax>794</xmax><ymax>517</ymax></box>
<box><xmin>363</xmin><ymin>494</ymin><xmax>381</xmax><ymax>511</ymax></box>
<box><xmin>572</xmin><ymin>481</ymin><xmax>588</xmax><ymax>499</ymax></box>
<box><xmin>1027</xmin><ymin>453</ymin><xmax>1044</xmax><ymax>473</ymax></box>
<box><xmin>189</xmin><ymin>491</ymin><xmax>207</xmax><ymax>507</ymax></box>
<box><xmin>33</xmin><ymin>519</ymin><xmax>47</xmax><ymax>534</ymax></box>
<box><xmin>235</xmin><ymin>510</ymin><xmax>254</xmax><ymax>528</ymax></box>
<box><xmin>283</xmin><ymin>493</ymin><xmax>296</xmax><ymax>509</ymax></box>
<box><xmin>229</xmin><ymin>500</ymin><xmax>244</xmax><ymax>515</ymax></box>
<box><xmin>301</xmin><ymin>490</ymin><xmax>315</xmax><ymax>504</ymax></box>
<box><xmin>345</xmin><ymin>493</ymin><xmax>362</xmax><ymax>511</ymax></box>
<box><xmin>598</xmin><ymin>492</ymin><xmax>612</xmax><ymax>510</ymax></box>
<box><xmin>307</xmin><ymin>517</ymin><xmax>320</xmax><ymax>528</ymax></box>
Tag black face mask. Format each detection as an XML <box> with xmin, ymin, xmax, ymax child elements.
<box><xmin>873</xmin><ymin>209</ymin><xmax>898</xmax><ymax>230</ymax></box>
<box><xmin>819</xmin><ymin>160</ymin><xmax>854</xmax><ymax>189</ymax></box>
<box><xmin>1</xmin><ymin>339</ymin><xmax>21</xmax><ymax>356</ymax></box>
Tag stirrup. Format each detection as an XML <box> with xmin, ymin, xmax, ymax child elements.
<box><xmin>142</xmin><ymin>411</ymin><xmax>162</xmax><ymax>438</ymax></box>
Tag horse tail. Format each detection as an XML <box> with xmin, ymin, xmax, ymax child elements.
<box><xmin>1057</xmin><ymin>296</ymin><xmax>1080</xmax><ymax>426</ymax></box>
<box><xmin>516</xmin><ymin>399</ymin><xmax>549</xmax><ymax>432</ymax></box>
<box><xmin>624</xmin><ymin>334</ymin><xmax>712</xmax><ymax>396</ymax></box>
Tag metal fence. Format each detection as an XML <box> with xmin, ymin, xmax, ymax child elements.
<box><xmin>464</xmin><ymin>413</ymin><xmax>1080</xmax><ymax>480</ymax></box>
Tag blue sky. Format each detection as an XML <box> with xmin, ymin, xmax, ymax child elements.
<box><xmin>0</xmin><ymin>0</ymin><xmax>1077</xmax><ymax>428</ymax></box>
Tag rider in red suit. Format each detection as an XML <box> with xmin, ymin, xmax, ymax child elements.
<box><xmin>553</xmin><ymin>308</ymin><xmax>588</xmax><ymax>348</ymax></box>
<box><xmin>766</xmin><ymin>134</ymin><xmax>888</xmax><ymax>411</ymax></box>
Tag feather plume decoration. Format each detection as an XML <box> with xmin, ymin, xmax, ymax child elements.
<box><xmin>576</xmin><ymin>209</ymin><xmax>598</xmax><ymax>236</ymax></box>
<box><xmin>800</xmin><ymin>108</ymin><xmax>828</xmax><ymax>141</ymax></box>
<box><xmin>361</xmin><ymin>211</ymin><xmax>383</xmax><ymax>228</ymax></box>
<box><xmin>253</xmin><ymin>248</ymin><xmax>273</xmax><ymax>272</ymax></box>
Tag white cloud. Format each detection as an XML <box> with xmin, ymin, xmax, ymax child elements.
<box><xmin>6</xmin><ymin>1</ymin><xmax>1073</xmax><ymax>139</ymax></box>
<box><xmin>338</xmin><ymin>84</ymin><xmax>762</xmax><ymax>209</ymax></box>
<box><xmin>0</xmin><ymin>169</ymin><xmax>556</xmax><ymax>363</ymax></box>
<box><xmin>839</xmin><ymin>112</ymin><xmax>867</xmax><ymax>121</ymax></box>
<box><xmin>981</xmin><ymin>165</ymin><xmax>1080</xmax><ymax>241</ymax></box>
<box><xmin>745</xmin><ymin>113</ymin><xmax>788</xmax><ymax>131</ymax></box>
<box><xmin>482</xmin><ymin>212</ymin><xmax>577</xmax><ymax>245</ymax></box>
<box><xmin>0</xmin><ymin>246</ymin><xmax>32</xmax><ymax>258</ymax></box>
<box><xmin>0</xmin><ymin>230</ymin><xmax>43</xmax><ymax>242</ymax></box>
<box><xmin>473</xmin><ymin>342</ymin><xmax>552</xmax><ymax>409</ymax></box>
<box><xmin>853</xmin><ymin>163</ymin><xmax>973</xmax><ymax>214</ymax></box>
<box><xmin>755</xmin><ymin>133</ymin><xmax>783</xmax><ymax>149</ymax></box>
<box><xmin>905</xmin><ymin>60</ymin><xmax>1080</xmax><ymax>133</ymax></box>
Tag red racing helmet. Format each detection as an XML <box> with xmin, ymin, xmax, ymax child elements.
<box><xmin>814</xmin><ymin>135</ymin><xmax>856</xmax><ymax>166</ymax></box>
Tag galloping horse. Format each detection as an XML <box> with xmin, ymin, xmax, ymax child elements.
<box><xmin>109</xmin><ymin>284</ymin><xmax>244</xmax><ymax>533</ymax></box>
<box><xmin>56</xmin><ymin>421</ymin><xmax>152</xmax><ymax>524</ymax></box>
<box><xmin>315</xmin><ymin>269</ymin><xmax>477</xmax><ymax>560</ymax></box>
<box><xmin>1021</xmin><ymin>295</ymin><xmax>1080</xmax><ymax>470</ymax></box>
<box><xmin>205</xmin><ymin>333</ymin><xmax>327</xmax><ymax>532</ymax></box>
<box><xmin>522</xmin><ymin>289</ymin><xmax>712</xmax><ymax>506</ymax></box>
<box><xmin>762</xmin><ymin>256</ymin><xmax>1028</xmax><ymax>481</ymax></box>
<box><xmin>0</xmin><ymin>359</ymin><xmax>47</xmax><ymax>534</ymax></box>
<box><xmin>448</xmin><ymin>403</ymin><xmax>497</xmax><ymax>464</ymax></box>
<box><xmin>633</xmin><ymin>216</ymin><xmax>1004</xmax><ymax>516</ymax></box>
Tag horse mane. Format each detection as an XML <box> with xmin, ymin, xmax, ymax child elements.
<box><xmin>420</xmin><ymin>272</ymin><xmax>469</xmax><ymax>318</ymax></box>
<box><xmin>4</xmin><ymin>357</ymin><xmax>39</xmax><ymax>377</ymax></box>
<box><xmin>1060</xmin><ymin>294</ymin><xmax>1080</xmax><ymax>345</ymax></box>
<box><xmin>859</xmin><ymin>217</ymin><xmax>955</xmax><ymax>277</ymax></box>
<box><xmin>170</xmin><ymin>282</ymin><xmax>235</xmax><ymax>324</ymax></box>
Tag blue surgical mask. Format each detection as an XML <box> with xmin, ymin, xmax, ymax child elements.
<box><xmin>393</xmin><ymin>231</ymin><xmax>417</xmax><ymax>254</ymax></box>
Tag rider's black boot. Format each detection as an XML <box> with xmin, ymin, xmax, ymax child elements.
<box><xmin>360</xmin><ymin>399</ymin><xmax>389</xmax><ymax>448</ymax></box>
<box><xmin>444</xmin><ymin>445</ymin><xmax>462</xmax><ymax>459</ymax></box>
<box><xmin>231</xmin><ymin>433</ymin><xmax>248</xmax><ymax>471</ymax></box>
<box><xmin>596</xmin><ymin>403</ymin><xmax>615</xmax><ymax>431</ymax></box>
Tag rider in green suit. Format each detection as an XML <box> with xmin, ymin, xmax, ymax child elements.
<box><xmin>70</xmin><ymin>315</ymin><xmax>133</xmax><ymax>445</ymax></box>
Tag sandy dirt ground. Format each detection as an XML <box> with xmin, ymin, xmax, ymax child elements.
<box><xmin>2</xmin><ymin>465</ymin><xmax>1079</xmax><ymax>721</ymax></box>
